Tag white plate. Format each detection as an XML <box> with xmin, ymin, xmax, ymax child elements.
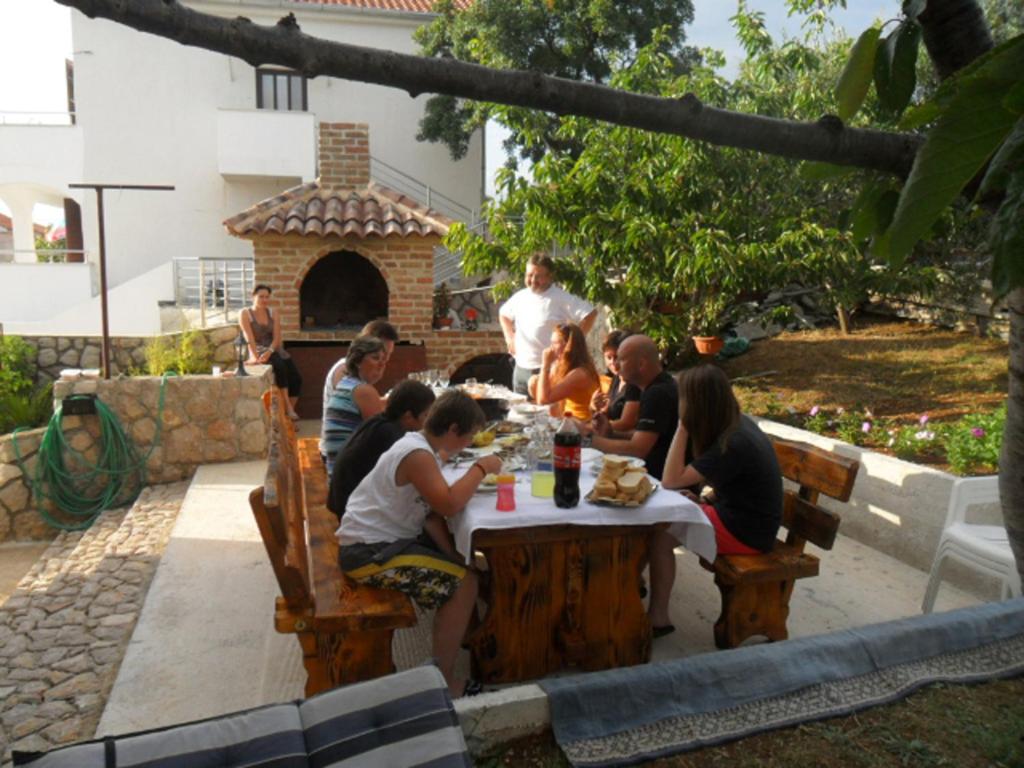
<box><xmin>580</xmin><ymin>447</ymin><xmax>603</xmax><ymax>464</ymax></box>
<box><xmin>511</xmin><ymin>403</ymin><xmax>549</xmax><ymax>417</ymax></box>
<box><xmin>585</xmin><ymin>480</ymin><xmax>660</xmax><ymax>507</ymax></box>
<box><xmin>464</xmin><ymin>445</ymin><xmax>501</xmax><ymax>457</ymax></box>
<box><xmin>590</xmin><ymin>455</ymin><xmax>646</xmax><ymax>475</ymax></box>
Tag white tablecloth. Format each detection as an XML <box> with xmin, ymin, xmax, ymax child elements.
<box><xmin>442</xmin><ymin>466</ymin><xmax>717</xmax><ymax>564</ymax></box>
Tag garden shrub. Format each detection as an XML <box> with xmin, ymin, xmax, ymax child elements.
<box><xmin>0</xmin><ymin>335</ymin><xmax>36</xmax><ymax>397</ymax></box>
<box><xmin>790</xmin><ymin>404</ymin><xmax>1004</xmax><ymax>476</ymax></box>
<box><xmin>0</xmin><ymin>382</ymin><xmax>53</xmax><ymax>434</ymax></box>
<box><xmin>942</xmin><ymin>406</ymin><xmax>1004</xmax><ymax>476</ymax></box>
<box><xmin>142</xmin><ymin>328</ymin><xmax>213</xmax><ymax>376</ymax></box>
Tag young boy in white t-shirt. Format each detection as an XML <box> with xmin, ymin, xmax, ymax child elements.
<box><xmin>337</xmin><ymin>390</ymin><xmax>502</xmax><ymax>698</ymax></box>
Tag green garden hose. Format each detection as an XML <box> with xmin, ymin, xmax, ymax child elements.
<box><xmin>12</xmin><ymin>373</ymin><xmax>173</xmax><ymax>531</ymax></box>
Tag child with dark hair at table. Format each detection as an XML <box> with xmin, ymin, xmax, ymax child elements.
<box><xmin>336</xmin><ymin>390</ymin><xmax>502</xmax><ymax>698</ymax></box>
<box><xmin>590</xmin><ymin>329</ymin><xmax>641</xmax><ymax>432</ymax></box>
<box><xmin>651</xmin><ymin>364</ymin><xmax>783</xmax><ymax>637</ymax></box>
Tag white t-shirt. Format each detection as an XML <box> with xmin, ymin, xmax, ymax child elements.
<box><xmin>498</xmin><ymin>284</ymin><xmax>594</xmax><ymax>369</ymax></box>
<box><xmin>336</xmin><ymin>431</ymin><xmax>442</xmax><ymax>545</ymax></box>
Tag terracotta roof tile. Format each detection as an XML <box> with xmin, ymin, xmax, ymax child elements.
<box><xmin>223</xmin><ymin>182</ymin><xmax>452</xmax><ymax>239</ymax></box>
<box><xmin>290</xmin><ymin>0</ymin><xmax>471</xmax><ymax>13</ymax></box>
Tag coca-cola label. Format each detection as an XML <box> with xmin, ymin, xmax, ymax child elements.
<box><xmin>553</xmin><ymin>443</ymin><xmax>581</xmax><ymax>470</ymax></box>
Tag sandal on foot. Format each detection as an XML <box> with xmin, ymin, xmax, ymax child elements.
<box><xmin>652</xmin><ymin>624</ymin><xmax>675</xmax><ymax>639</ymax></box>
<box><xmin>460</xmin><ymin>679</ymin><xmax>484</xmax><ymax>698</ymax></box>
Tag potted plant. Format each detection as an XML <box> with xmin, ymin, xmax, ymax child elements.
<box><xmin>433</xmin><ymin>283</ymin><xmax>453</xmax><ymax>329</ymax></box>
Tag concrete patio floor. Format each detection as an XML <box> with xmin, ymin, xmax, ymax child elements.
<box><xmin>95</xmin><ymin>435</ymin><xmax>983</xmax><ymax>745</ymax></box>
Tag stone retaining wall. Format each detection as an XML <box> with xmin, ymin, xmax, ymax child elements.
<box><xmin>0</xmin><ymin>370</ymin><xmax>271</xmax><ymax>543</ymax></box>
<box><xmin>0</xmin><ymin>428</ymin><xmax>53</xmax><ymax>543</ymax></box>
<box><xmin>20</xmin><ymin>326</ymin><xmax>240</xmax><ymax>383</ymax></box>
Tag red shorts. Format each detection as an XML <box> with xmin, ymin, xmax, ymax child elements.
<box><xmin>701</xmin><ymin>503</ymin><xmax>760</xmax><ymax>556</ymax></box>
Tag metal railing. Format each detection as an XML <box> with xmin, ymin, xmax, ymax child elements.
<box><xmin>370</xmin><ymin>155</ymin><xmax>478</xmax><ymax>225</ymax></box>
<box><xmin>0</xmin><ymin>111</ymin><xmax>76</xmax><ymax>126</ymax></box>
<box><xmin>172</xmin><ymin>257</ymin><xmax>254</xmax><ymax>322</ymax></box>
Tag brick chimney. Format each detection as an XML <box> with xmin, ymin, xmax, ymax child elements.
<box><xmin>318</xmin><ymin>122</ymin><xmax>370</xmax><ymax>188</ymax></box>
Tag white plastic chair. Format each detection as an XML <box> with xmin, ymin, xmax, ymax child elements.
<box><xmin>922</xmin><ymin>476</ymin><xmax>1022</xmax><ymax>613</ymax></box>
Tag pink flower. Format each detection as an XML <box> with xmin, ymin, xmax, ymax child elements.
<box><xmin>971</xmin><ymin>427</ymin><xmax>985</xmax><ymax>438</ymax></box>
<box><xmin>861</xmin><ymin>421</ymin><xmax>871</xmax><ymax>433</ymax></box>
<box><xmin>809</xmin><ymin>405</ymin><xmax>820</xmax><ymax>417</ymax></box>
<box><xmin>919</xmin><ymin>414</ymin><xmax>929</xmax><ymax>426</ymax></box>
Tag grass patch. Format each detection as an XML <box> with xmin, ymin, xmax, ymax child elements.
<box><xmin>479</xmin><ymin>676</ymin><xmax>1024</xmax><ymax>767</ymax></box>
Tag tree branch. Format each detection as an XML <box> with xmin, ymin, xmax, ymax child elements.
<box><xmin>56</xmin><ymin>0</ymin><xmax>923</xmax><ymax>177</ymax></box>
<box><xmin>919</xmin><ymin>0</ymin><xmax>994</xmax><ymax>80</ymax></box>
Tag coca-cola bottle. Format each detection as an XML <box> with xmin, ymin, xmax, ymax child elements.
<box><xmin>553</xmin><ymin>418</ymin><xmax>581</xmax><ymax>508</ymax></box>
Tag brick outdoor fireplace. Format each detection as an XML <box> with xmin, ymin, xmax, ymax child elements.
<box><xmin>224</xmin><ymin>123</ymin><xmax>506</xmax><ymax>418</ymax></box>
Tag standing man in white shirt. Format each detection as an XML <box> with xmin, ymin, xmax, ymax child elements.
<box><xmin>499</xmin><ymin>253</ymin><xmax>597</xmax><ymax>396</ymax></box>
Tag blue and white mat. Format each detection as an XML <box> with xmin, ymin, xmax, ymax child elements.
<box><xmin>540</xmin><ymin>599</ymin><xmax>1024</xmax><ymax>767</ymax></box>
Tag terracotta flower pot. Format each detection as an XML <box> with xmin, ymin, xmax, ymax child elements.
<box><xmin>434</xmin><ymin>316</ymin><xmax>454</xmax><ymax>329</ymax></box>
<box><xmin>693</xmin><ymin>335</ymin><xmax>724</xmax><ymax>355</ymax></box>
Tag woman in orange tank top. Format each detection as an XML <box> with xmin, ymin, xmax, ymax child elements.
<box><xmin>529</xmin><ymin>322</ymin><xmax>600</xmax><ymax>420</ymax></box>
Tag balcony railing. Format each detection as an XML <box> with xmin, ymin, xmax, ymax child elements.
<box><xmin>172</xmin><ymin>257</ymin><xmax>254</xmax><ymax>326</ymax></box>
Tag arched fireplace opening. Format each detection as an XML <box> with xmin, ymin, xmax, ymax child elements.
<box><xmin>300</xmin><ymin>250</ymin><xmax>389</xmax><ymax>330</ymax></box>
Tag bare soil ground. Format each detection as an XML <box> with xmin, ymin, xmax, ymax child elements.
<box><xmin>718</xmin><ymin>316</ymin><xmax>1008</xmax><ymax>423</ymax></box>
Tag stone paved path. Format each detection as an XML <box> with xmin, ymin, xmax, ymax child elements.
<box><xmin>0</xmin><ymin>483</ymin><xmax>186</xmax><ymax>766</ymax></box>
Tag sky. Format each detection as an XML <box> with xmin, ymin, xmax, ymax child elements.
<box><xmin>0</xmin><ymin>0</ymin><xmax>900</xmax><ymax>220</ymax></box>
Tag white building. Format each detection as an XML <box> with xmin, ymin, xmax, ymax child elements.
<box><xmin>0</xmin><ymin>0</ymin><xmax>482</xmax><ymax>336</ymax></box>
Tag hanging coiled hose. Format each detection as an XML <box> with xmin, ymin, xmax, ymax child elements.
<box><xmin>12</xmin><ymin>373</ymin><xmax>173</xmax><ymax>531</ymax></box>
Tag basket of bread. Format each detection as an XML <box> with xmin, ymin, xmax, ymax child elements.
<box><xmin>586</xmin><ymin>455</ymin><xmax>657</xmax><ymax>507</ymax></box>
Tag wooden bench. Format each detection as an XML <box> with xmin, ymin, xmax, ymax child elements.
<box><xmin>702</xmin><ymin>437</ymin><xmax>860</xmax><ymax>649</ymax></box>
<box><xmin>249</xmin><ymin>390</ymin><xmax>416</xmax><ymax>696</ymax></box>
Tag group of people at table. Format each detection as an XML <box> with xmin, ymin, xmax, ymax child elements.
<box><xmin>239</xmin><ymin>254</ymin><xmax>784</xmax><ymax>698</ymax></box>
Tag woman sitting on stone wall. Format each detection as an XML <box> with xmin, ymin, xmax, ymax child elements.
<box><xmin>239</xmin><ymin>284</ymin><xmax>302</xmax><ymax>420</ymax></box>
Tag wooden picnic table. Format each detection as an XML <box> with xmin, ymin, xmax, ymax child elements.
<box><xmin>443</xmin><ymin>465</ymin><xmax>715</xmax><ymax>683</ymax></box>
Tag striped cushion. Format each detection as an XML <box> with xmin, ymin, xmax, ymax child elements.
<box><xmin>14</xmin><ymin>704</ymin><xmax>307</xmax><ymax>768</ymax></box>
<box><xmin>15</xmin><ymin>667</ymin><xmax>468</xmax><ymax>768</ymax></box>
<box><xmin>301</xmin><ymin>666</ymin><xmax>471</xmax><ymax>768</ymax></box>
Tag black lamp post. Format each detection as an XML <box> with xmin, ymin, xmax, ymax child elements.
<box><xmin>234</xmin><ymin>332</ymin><xmax>249</xmax><ymax>377</ymax></box>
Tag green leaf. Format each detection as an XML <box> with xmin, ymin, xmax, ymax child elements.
<box><xmin>989</xmin><ymin>173</ymin><xmax>1024</xmax><ymax>298</ymax></box>
<box><xmin>849</xmin><ymin>183</ymin><xmax>884</xmax><ymax>241</ymax></box>
<box><xmin>883</xmin><ymin>22</ymin><xmax>920</xmax><ymax>114</ymax></box>
<box><xmin>836</xmin><ymin>27</ymin><xmax>881</xmax><ymax>121</ymax></box>
<box><xmin>898</xmin><ymin>100</ymin><xmax>940</xmax><ymax>129</ymax></box>
<box><xmin>875</xmin><ymin>189</ymin><xmax>900</xmax><ymax>233</ymax></box>
<box><xmin>1004</xmin><ymin>79</ymin><xmax>1024</xmax><ymax>114</ymax></box>
<box><xmin>877</xmin><ymin>38</ymin><xmax>1024</xmax><ymax>263</ymax></box>
<box><xmin>799</xmin><ymin>162</ymin><xmax>857</xmax><ymax>181</ymax></box>
<box><xmin>873</xmin><ymin>30</ymin><xmax>895</xmax><ymax>107</ymax></box>
<box><xmin>980</xmin><ymin>117</ymin><xmax>1024</xmax><ymax>196</ymax></box>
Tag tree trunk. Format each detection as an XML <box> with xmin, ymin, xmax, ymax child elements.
<box><xmin>1001</xmin><ymin>287</ymin><xmax>1024</xmax><ymax>582</ymax></box>
<box><xmin>836</xmin><ymin>305</ymin><xmax>851</xmax><ymax>335</ymax></box>
<box><xmin>919</xmin><ymin>0</ymin><xmax>995</xmax><ymax>80</ymax></box>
